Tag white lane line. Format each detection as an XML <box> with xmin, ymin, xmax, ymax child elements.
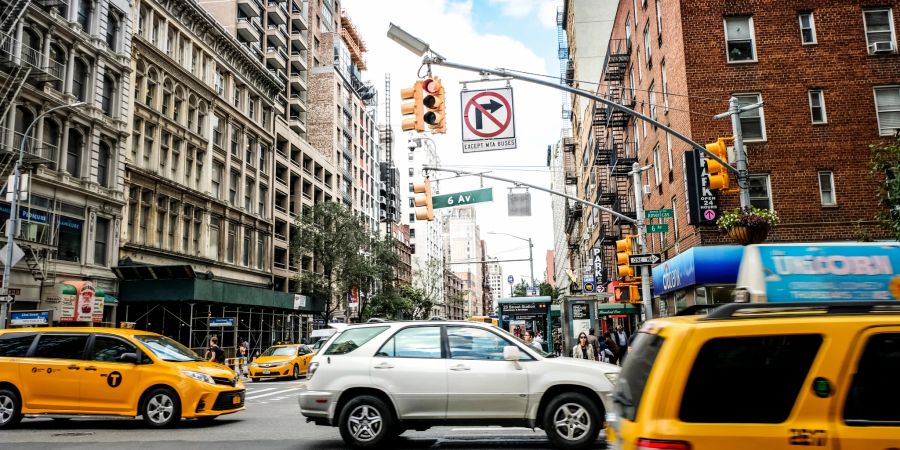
<box><xmin>243</xmin><ymin>387</ymin><xmax>277</xmax><ymax>394</ymax></box>
<box><xmin>245</xmin><ymin>387</ymin><xmax>304</xmax><ymax>400</ymax></box>
<box><xmin>450</xmin><ymin>427</ymin><xmax>537</xmax><ymax>432</ymax></box>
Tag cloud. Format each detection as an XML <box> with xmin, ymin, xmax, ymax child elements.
<box><xmin>489</xmin><ymin>0</ymin><xmax>558</xmax><ymax>28</ymax></box>
<box><xmin>343</xmin><ymin>0</ymin><xmax>560</xmax><ymax>294</ymax></box>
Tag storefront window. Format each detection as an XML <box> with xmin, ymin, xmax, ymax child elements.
<box><xmin>675</xmin><ymin>290</ymin><xmax>687</xmax><ymax>313</ymax></box>
<box><xmin>57</xmin><ymin>216</ymin><xmax>83</xmax><ymax>262</ymax></box>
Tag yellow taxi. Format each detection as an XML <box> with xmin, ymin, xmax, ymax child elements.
<box><xmin>0</xmin><ymin>327</ymin><xmax>244</xmax><ymax>428</ymax></box>
<box><xmin>248</xmin><ymin>343</ymin><xmax>314</xmax><ymax>381</ymax></box>
<box><xmin>607</xmin><ymin>301</ymin><xmax>900</xmax><ymax>450</ymax></box>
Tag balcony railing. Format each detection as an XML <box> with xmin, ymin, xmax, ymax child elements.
<box><xmin>0</xmin><ymin>127</ymin><xmax>59</xmax><ymax>165</ymax></box>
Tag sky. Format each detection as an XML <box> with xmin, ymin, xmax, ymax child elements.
<box><xmin>342</xmin><ymin>0</ymin><xmax>563</xmax><ymax>296</ymax></box>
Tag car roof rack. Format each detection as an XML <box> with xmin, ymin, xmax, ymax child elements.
<box><xmin>701</xmin><ymin>301</ymin><xmax>900</xmax><ymax>320</ymax></box>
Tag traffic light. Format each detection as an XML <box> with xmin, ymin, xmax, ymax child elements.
<box><xmin>614</xmin><ymin>284</ymin><xmax>641</xmax><ymax>304</ymax></box>
<box><xmin>616</xmin><ymin>235</ymin><xmax>635</xmax><ymax>278</ymax></box>
<box><xmin>705</xmin><ymin>138</ymin><xmax>731</xmax><ymax>191</ymax></box>
<box><xmin>413</xmin><ymin>178</ymin><xmax>434</xmax><ymax>221</ymax></box>
<box><xmin>401</xmin><ymin>80</ymin><xmax>424</xmax><ymax>132</ymax></box>
<box><xmin>422</xmin><ymin>76</ymin><xmax>446</xmax><ymax>134</ymax></box>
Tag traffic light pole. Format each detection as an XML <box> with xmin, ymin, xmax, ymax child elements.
<box><xmin>631</xmin><ymin>163</ymin><xmax>653</xmax><ymax>321</ymax></box>
<box><xmin>724</xmin><ymin>97</ymin><xmax>753</xmax><ymax>208</ymax></box>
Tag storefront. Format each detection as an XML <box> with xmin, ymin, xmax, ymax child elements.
<box><xmin>651</xmin><ymin>245</ymin><xmax>744</xmax><ymax>317</ymax></box>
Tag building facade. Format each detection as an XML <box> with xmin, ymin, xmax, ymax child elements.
<box><xmin>1</xmin><ymin>0</ymin><xmax>133</xmax><ymax>325</ymax></box>
<box><xmin>443</xmin><ymin>268</ymin><xmax>465</xmax><ymax>320</ymax></box>
<box><xmin>487</xmin><ymin>257</ymin><xmax>503</xmax><ymax>305</ymax></box>
<box><xmin>442</xmin><ymin>206</ymin><xmax>484</xmax><ymax>317</ymax></box>
<box><xmin>568</xmin><ymin>0</ymin><xmax>899</xmax><ymax>317</ymax></box>
<box><xmin>404</xmin><ymin>136</ymin><xmax>445</xmax><ymax>317</ymax></box>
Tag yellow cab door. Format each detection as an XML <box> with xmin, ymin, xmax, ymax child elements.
<box><xmin>297</xmin><ymin>346</ymin><xmax>312</xmax><ymax>374</ymax></box>
<box><xmin>19</xmin><ymin>333</ymin><xmax>88</xmax><ymax>412</ymax></box>
<box><xmin>80</xmin><ymin>334</ymin><xmax>146</xmax><ymax>414</ymax></box>
<box><xmin>833</xmin><ymin>326</ymin><xmax>900</xmax><ymax>449</ymax></box>
<box><xmin>649</xmin><ymin>322</ymin><xmax>836</xmax><ymax>450</ymax></box>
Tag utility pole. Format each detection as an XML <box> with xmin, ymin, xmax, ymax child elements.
<box><xmin>631</xmin><ymin>163</ymin><xmax>653</xmax><ymax>321</ymax></box>
<box><xmin>714</xmin><ymin>96</ymin><xmax>762</xmax><ymax>209</ymax></box>
<box><xmin>527</xmin><ymin>237</ymin><xmax>535</xmax><ymax>292</ymax></box>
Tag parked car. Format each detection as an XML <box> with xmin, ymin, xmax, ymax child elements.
<box><xmin>0</xmin><ymin>327</ymin><xmax>243</xmax><ymax>428</ymax></box>
<box><xmin>298</xmin><ymin>320</ymin><xmax>619</xmax><ymax>449</ymax></box>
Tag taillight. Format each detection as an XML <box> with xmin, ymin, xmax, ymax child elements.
<box><xmin>636</xmin><ymin>438</ymin><xmax>691</xmax><ymax>450</ymax></box>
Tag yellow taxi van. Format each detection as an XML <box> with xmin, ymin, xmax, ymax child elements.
<box><xmin>0</xmin><ymin>327</ymin><xmax>244</xmax><ymax>428</ymax></box>
<box><xmin>608</xmin><ymin>243</ymin><xmax>900</xmax><ymax>449</ymax></box>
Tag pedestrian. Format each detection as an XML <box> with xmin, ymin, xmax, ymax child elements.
<box><xmin>604</xmin><ymin>332</ymin><xmax>619</xmax><ymax>365</ymax></box>
<box><xmin>523</xmin><ymin>329</ymin><xmax>542</xmax><ymax>351</ymax></box>
<box><xmin>207</xmin><ymin>336</ymin><xmax>225</xmax><ymax>364</ymax></box>
<box><xmin>534</xmin><ymin>331</ymin><xmax>544</xmax><ymax>345</ymax></box>
<box><xmin>572</xmin><ymin>332</ymin><xmax>596</xmax><ymax>360</ymax></box>
<box><xmin>586</xmin><ymin>328</ymin><xmax>601</xmax><ymax>361</ymax></box>
<box><xmin>615</xmin><ymin>325</ymin><xmax>630</xmax><ymax>364</ymax></box>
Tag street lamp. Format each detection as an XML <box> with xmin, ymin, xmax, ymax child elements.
<box><xmin>488</xmin><ymin>231</ymin><xmax>534</xmax><ymax>291</ymax></box>
<box><xmin>387</xmin><ymin>23</ymin><xmax>435</xmax><ymax>58</ymax></box>
<box><xmin>0</xmin><ymin>101</ymin><xmax>85</xmax><ymax>329</ymax></box>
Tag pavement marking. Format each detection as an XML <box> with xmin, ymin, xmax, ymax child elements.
<box><xmin>245</xmin><ymin>387</ymin><xmax>304</xmax><ymax>400</ymax></box>
<box><xmin>244</xmin><ymin>387</ymin><xmax>278</xmax><ymax>394</ymax></box>
<box><xmin>450</xmin><ymin>427</ymin><xmax>538</xmax><ymax>432</ymax></box>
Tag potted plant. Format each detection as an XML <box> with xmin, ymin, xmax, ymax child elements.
<box><xmin>717</xmin><ymin>207</ymin><xmax>779</xmax><ymax>245</ymax></box>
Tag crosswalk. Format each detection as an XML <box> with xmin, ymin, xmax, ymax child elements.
<box><xmin>243</xmin><ymin>381</ymin><xmax>307</xmax><ymax>405</ymax></box>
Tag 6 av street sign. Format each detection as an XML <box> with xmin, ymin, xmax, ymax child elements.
<box><xmin>433</xmin><ymin>188</ymin><xmax>494</xmax><ymax>209</ymax></box>
<box><xmin>646</xmin><ymin>223</ymin><xmax>669</xmax><ymax>233</ymax></box>
<box><xmin>628</xmin><ymin>253</ymin><xmax>661</xmax><ymax>266</ymax></box>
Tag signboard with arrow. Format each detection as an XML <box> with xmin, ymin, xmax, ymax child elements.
<box><xmin>460</xmin><ymin>87</ymin><xmax>517</xmax><ymax>153</ymax></box>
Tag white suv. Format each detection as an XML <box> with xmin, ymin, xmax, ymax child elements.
<box><xmin>298</xmin><ymin>321</ymin><xmax>619</xmax><ymax>449</ymax></box>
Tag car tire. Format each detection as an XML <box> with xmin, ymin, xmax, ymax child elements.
<box><xmin>0</xmin><ymin>388</ymin><xmax>22</xmax><ymax>429</ymax></box>
<box><xmin>542</xmin><ymin>392</ymin><xmax>602</xmax><ymax>450</ymax></box>
<box><xmin>338</xmin><ymin>395</ymin><xmax>394</xmax><ymax>448</ymax></box>
<box><xmin>250</xmin><ymin>377</ymin><xmax>259</xmax><ymax>383</ymax></box>
<box><xmin>292</xmin><ymin>364</ymin><xmax>300</xmax><ymax>380</ymax></box>
<box><xmin>141</xmin><ymin>388</ymin><xmax>181</xmax><ymax>428</ymax></box>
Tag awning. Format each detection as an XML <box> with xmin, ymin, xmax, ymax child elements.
<box><xmin>119</xmin><ymin>278</ymin><xmax>325</xmax><ymax>313</ymax></box>
<box><xmin>112</xmin><ymin>264</ymin><xmax>197</xmax><ymax>281</ymax></box>
<box><xmin>104</xmin><ymin>295</ymin><xmax>118</xmax><ymax>305</ymax></box>
<box><xmin>652</xmin><ymin>246</ymin><xmax>744</xmax><ymax>295</ymax></box>
<box><xmin>598</xmin><ymin>303</ymin><xmax>641</xmax><ymax>315</ymax></box>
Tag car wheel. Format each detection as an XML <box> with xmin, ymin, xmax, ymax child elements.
<box><xmin>338</xmin><ymin>395</ymin><xmax>394</xmax><ymax>448</ymax></box>
<box><xmin>292</xmin><ymin>364</ymin><xmax>300</xmax><ymax>380</ymax></box>
<box><xmin>542</xmin><ymin>392</ymin><xmax>601</xmax><ymax>450</ymax></box>
<box><xmin>0</xmin><ymin>388</ymin><xmax>22</xmax><ymax>429</ymax></box>
<box><xmin>141</xmin><ymin>388</ymin><xmax>181</xmax><ymax>428</ymax></box>
<box><xmin>250</xmin><ymin>377</ymin><xmax>260</xmax><ymax>382</ymax></box>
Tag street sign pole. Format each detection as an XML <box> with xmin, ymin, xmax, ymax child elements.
<box><xmin>632</xmin><ymin>163</ymin><xmax>653</xmax><ymax>321</ymax></box>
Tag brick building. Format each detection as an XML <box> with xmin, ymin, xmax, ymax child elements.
<box><xmin>567</xmin><ymin>0</ymin><xmax>899</xmax><ymax>316</ymax></box>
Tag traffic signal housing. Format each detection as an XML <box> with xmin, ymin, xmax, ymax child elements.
<box><xmin>413</xmin><ymin>178</ymin><xmax>434</xmax><ymax>221</ymax></box>
<box><xmin>616</xmin><ymin>235</ymin><xmax>635</xmax><ymax>278</ymax></box>
<box><xmin>401</xmin><ymin>80</ymin><xmax>424</xmax><ymax>132</ymax></box>
<box><xmin>614</xmin><ymin>284</ymin><xmax>641</xmax><ymax>304</ymax></box>
<box><xmin>422</xmin><ymin>77</ymin><xmax>446</xmax><ymax>134</ymax></box>
<box><xmin>705</xmin><ymin>138</ymin><xmax>731</xmax><ymax>191</ymax></box>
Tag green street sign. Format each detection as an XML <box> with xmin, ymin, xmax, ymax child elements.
<box><xmin>646</xmin><ymin>223</ymin><xmax>670</xmax><ymax>233</ymax></box>
<box><xmin>433</xmin><ymin>188</ymin><xmax>494</xmax><ymax>209</ymax></box>
<box><xmin>645</xmin><ymin>209</ymin><xmax>674</xmax><ymax>219</ymax></box>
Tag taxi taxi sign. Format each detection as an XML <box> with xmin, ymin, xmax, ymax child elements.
<box><xmin>736</xmin><ymin>242</ymin><xmax>900</xmax><ymax>303</ymax></box>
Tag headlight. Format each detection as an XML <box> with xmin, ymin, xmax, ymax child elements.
<box><xmin>249</xmin><ymin>362</ymin><xmax>258</xmax><ymax>367</ymax></box>
<box><xmin>182</xmin><ymin>370</ymin><xmax>215</xmax><ymax>385</ymax></box>
<box><xmin>604</xmin><ymin>372</ymin><xmax>619</xmax><ymax>384</ymax></box>
<box><xmin>308</xmin><ymin>362</ymin><xmax>319</xmax><ymax>380</ymax></box>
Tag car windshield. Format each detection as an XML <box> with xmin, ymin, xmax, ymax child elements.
<box><xmin>134</xmin><ymin>334</ymin><xmax>204</xmax><ymax>362</ymax></box>
<box><xmin>324</xmin><ymin>326</ymin><xmax>389</xmax><ymax>355</ymax></box>
<box><xmin>262</xmin><ymin>346</ymin><xmax>297</xmax><ymax>357</ymax></box>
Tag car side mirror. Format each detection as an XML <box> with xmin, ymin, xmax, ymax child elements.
<box><xmin>503</xmin><ymin>346</ymin><xmax>520</xmax><ymax>361</ymax></box>
<box><xmin>120</xmin><ymin>352</ymin><xmax>139</xmax><ymax>364</ymax></box>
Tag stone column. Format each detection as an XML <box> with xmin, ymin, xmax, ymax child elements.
<box><xmin>58</xmin><ymin>120</ymin><xmax>71</xmax><ymax>174</ymax></box>
<box><xmin>65</xmin><ymin>49</ymin><xmax>76</xmax><ymax>96</ymax></box>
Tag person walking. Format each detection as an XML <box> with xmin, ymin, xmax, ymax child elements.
<box><xmin>572</xmin><ymin>332</ymin><xmax>596</xmax><ymax>361</ymax></box>
<box><xmin>615</xmin><ymin>325</ymin><xmax>630</xmax><ymax>364</ymax></box>
<box><xmin>207</xmin><ymin>336</ymin><xmax>225</xmax><ymax>364</ymax></box>
<box><xmin>586</xmin><ymin>328</ymin><xmax>601</xmax><ymax>361</ymax></box>
<box><xmin>523</xmin><ymin>329</ymin><xmax>543</xmax><ymax>351</ymax></box>
<box><xmin>604</xmin><ymin>332</ymin><xmax>619</xmax><ymax>365</ymax></box>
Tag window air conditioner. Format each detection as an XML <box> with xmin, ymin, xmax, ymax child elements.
<box><xmin>870</xmin><ymin>41</ymin><xmax>895</xmax><ymax>54</ymax></box>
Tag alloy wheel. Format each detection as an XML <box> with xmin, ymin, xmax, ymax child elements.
<box><xmin>347</xmin><ymin>404</ymin><xmax>383</xmax><ymax>442</ymax></box>
<box><xmin>552</xmin><ymin>402</ymin><xmax>591</xmax><ymax>442</ymax></box>
<box><xmin>146</xmin><ymin>393</ymin><xmax>175</xmax><ymax>425</ymax></box>
<box><xmin>0</xmin><ymin>394</ymin><xmax>14</xmax><ymax>425</ymax></box>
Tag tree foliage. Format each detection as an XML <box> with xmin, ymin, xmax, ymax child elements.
<box><xmin>871</xmin><ymin>135</ymin><xmax>900</xmax><ymax>240</ymax></box>
<box><xmin>512</xmin><ymin>280</ymin><xmax>562</xmax><ymax>302</ymax></box>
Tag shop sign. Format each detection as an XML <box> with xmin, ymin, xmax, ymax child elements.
<box><xmin>56</xmin><ymin>281</ymin><xmax>101</xmax><ymax>323</ymax></box>
<box><xmin>293</xmin><ymin>294</ymin><xmax>307</xmax><ymax>309</ymax></box>
<box><xmin>10</xmin><ymin>310</ymin><xmax>50</xmax><ymax>326</ymax></box>
<box><xmin>652</xmin><ymin>246</ymin><xmax>744</xmax><ymax>296</ymax></box>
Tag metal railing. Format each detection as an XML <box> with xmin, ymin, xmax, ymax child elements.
<box><xmin>0</xmin><ymin>127</ymin><xmax>59</xmax><ymax>163</ymax></box>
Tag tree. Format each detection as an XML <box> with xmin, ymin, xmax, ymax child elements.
<box><xmin>512</xmin><ymin>280</ymin><xmax>561</xmax><ymax>301</ymax></box>
<box><xmin>292</xmin><ymin>202</ymin><xmax>369</xmax><ymax>322</ymax></box>
<box><xmin>512</xmin><ymin>280</ymin><xmax>529</xmax><ymax>297</ymax></box>
<box><xmin>871</xmin><ymin>134</ymin><xmax>900</xmax><ymax>240</ymax></box>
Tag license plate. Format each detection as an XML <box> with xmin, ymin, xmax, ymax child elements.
<box><xmin>232</xmin><ymin>395</ymin><xmax>241</xmax><ymax>405</ymax></box>
<box><xmin>263</xmin><ymin>369</ymin><xmax>270</xmax><ymax>374</ymax></box>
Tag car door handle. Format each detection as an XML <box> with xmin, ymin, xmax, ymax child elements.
<box><xmin>450</xmin><ymin>365</ymin><xmax>470</xmax><ymax>371</ymax></box>
<box><xmin>84</xmin><ymin>366</ymin><xmax>98</xmax><ymax>371</ymax></box>
<box><xmin>374</xmin><ymin>363</ymin><xmax>394</xmax><ymax>369</ymax></box>
<box><xmin>67</xmin><ymin>365</ymin><xmax>80</xmax><ymax>370</ymax></box>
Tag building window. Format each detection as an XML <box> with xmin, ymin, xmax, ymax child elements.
<box><xmin>724</xmin><ymin>16</ymin><xmax>756</xmax><ymax>62</ymax></box>
<box><xmin>644</xmin><ymin>22</ymin><xmax>652</xmax><ymax>67</ymax></box>
<box><xmin>256</xmin><ymin>234</ymin><xmax>265</xmax><ymax>270</ymax></box>
<box><xmin>259</xmin><ymin>185</ymin><xmax>267</xmax><ymax>216</ymax></box>
<box><xmin>97</xmin><ymin>141</ymin><xmax>111</xmax><ymax>187</ymax></box>
<box><xmin>66</xmin><ymin>128</ymin><xmax>82</xmax><ymax>177</ymax></box>
<box><xmin>209</xmin><ymin>216</ymin><xmax>220</xmax><ymax>259</ymax></box>
<box><xmin>101</xmin><ymin>74</ymin><xmax>116</xmax><ymax>116</ymax></box>
<box><xmin>799</xmin><ymin>12</ymin><xmax>816</xmax><ymax>45</ymax></box>
<box><xmin>735</xmin><ymin>93</ymin><xmax>765</xmax><ymax>141</ymax></box>
<box><xmin>653</xmin><ymin>144</ymin><xmax>662</xmax><ymax>186</ymax></box>
<box><xmin>648</xmin><ymin>81</ymin><xmax>657</xmax><ymax>120</ymax></box>
<box><xmin>229</xmin><ymin>170</ymin><xmax>239</xmax><ymax>206</ymax></box>
<box><xmin>106</xmin><ymin>9</ymin><xmax>120</xmax><ymax>51</ymax></box>
<box><xmin>72</xmin><ymin>59</ymin><xmax>89</xmax><ymax>102</ymax></box>
<box><xmin>231</xmin><ymin>128</ymin><xmax>240</xmax><ymax>157</ymax></box>
<box><xmin>93</xmin><ymin>217</ymin><xmax>109</xmax><ymax>266</ymax></box>
<box><xmin>672</xmin><ymin>196</ymin><xmax>679</xmax><ymax>239</ymax></box>
<box><xmin>244</xmin><ymin>177</ymin><xmax>254</xmax><ymax>211</ymax></box>
<box><xmin>748</xmin><ymin>175</ymin><xmax>772</xmax><ymax>210</ymax></box>
<box><xmin>819</xmin><ymin>171</ymin><xmax>836</xmax><ymax>206</ymax></box>
<box><xmin>864</xmin><ymin>9</ymin><xmax>896</xmax><ymax>54</ymax></box>
<box><xmin>77</xmin><ymin>0</ymin><xmax>92</xmax><ymax>33</ymax></box>
<box><xmin>874</xmin><ymin>86</ymin><xmax>900</xmax><ymax>136</ymax></box>
<box><xmin>215</xmin><ymin>71</ymin><xmax>226</xmax><ymax>96</ymax></box>
<box><xmin>666</xmin><ymin>133</ymin><xmax>674</xmax><ymax>175</ymax></box>
<box><xmin>808</xmin><ymin>89</ymin><xmax>827</xmax><ymax>124</ymax></box>
<box><xmin>242</xmin><ymin>227</ymin><xmax>251</xmax><ymax>267</ymax></box>
<box><xmin>655</xmin><ymin>0</ymin><xmax>663</xmax><ymax>44</ymax></box>
<box><xmin>625</xmin><ymin>14</ymin><xmax>632</xmax><ymax>50</ymax></box>
<box><xmin>57</xmin><ymin>215</ymin><xmax>84</xmax><ymax>263</ymax></box>
<box><xmin>661</xmin><ymin>60</ymin><xmax>669</xmax><ymax>112</ymax></box>
<box><xmin>227</xmin><ymin>222</ymin><xmax>236</xmax><ymax>263</ymax></box>
<box><xmin>212</xmin><ymin>162</ymin><xmax>223</xmax><ymax>199</ymax></box>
